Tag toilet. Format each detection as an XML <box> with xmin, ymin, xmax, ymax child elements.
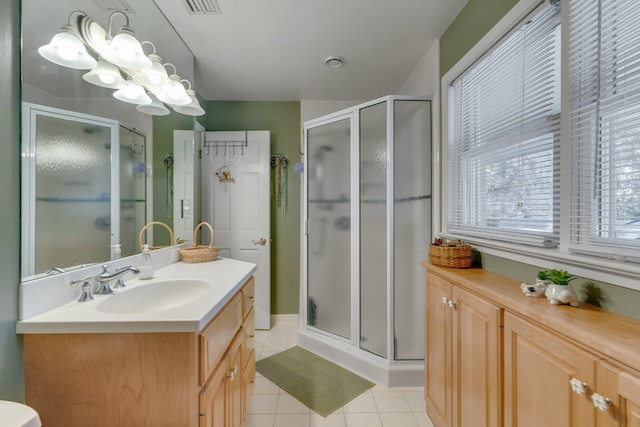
<box><xmin>0</xmin><ymin>401</ymin><xmax>41</xmax><ymax>427</ymax></box>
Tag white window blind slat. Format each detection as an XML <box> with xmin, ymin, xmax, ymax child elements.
<box><xmin>569</xmin><ymin>0</ymin><xmax>640</xmax><ymax>259</ymax></box>
<box><xmin>447</xmin><ymin>2</ymin><xmax>561</xmax><ymax>247</ymax></box>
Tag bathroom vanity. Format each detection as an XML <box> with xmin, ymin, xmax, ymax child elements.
<box><xmin>422</xmin><ymin>262</ymin><xmax>640</xmax><ymax>427</ymax></box>
<box><xmin>17</xmin><ymin>258</ymin><xmax>256</xmax><ymax>427</ymax></box>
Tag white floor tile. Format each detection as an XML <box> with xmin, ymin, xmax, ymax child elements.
<box><xmin>274</xmin><ymin>413</ymin><xmax>310</xmax><ymax>427</ymax></box>
<box><xmin>344</xmin><ymin>413</ymin><xmax>382</xmax><ymax>427</ymax></box>
<box><xmin>342</xmin><ymin>392</ymin><xmax>378</xmax><ymax>413</ymax></box>
<box><xmin>277</xmin><ymin>393</ymin><xmax>312</xmax><ymax>414</ymax></box>
<box><xmin>379</xmin><ymin>412</ymin><xmax>419</xmax><ymax>427</ymax></box>
<box><xmin>413</xmin><ymin>411</ymin><xmax>436</xmax><ymax>427</ymax></box>
<box><xmin>310</xmin><ymin>412</ymin><xmax>347</xmax><ymax>427</ymax></box>
<box><xmin>402</xmin><ymin>390</ymin><xmax>426</xmax><ymax>412</ymax></box>
<box><xmin>243</xmin><ymin>413</ymin><xmax>275</xmax><ymax>427</ymax></box>
<box><xmin>254</xmin><ymin>377</ymin><xmax>280</xmax><ymax>394</ymax></box>
<box><xmin>372</xmin><ymin>391</ymin><xmax>411</xmax><ymax>412</ymax></box>
<box><xmin>248</xmin><ymin>393</ymin><xmax>278</xmax><ymax>414</ymax></box>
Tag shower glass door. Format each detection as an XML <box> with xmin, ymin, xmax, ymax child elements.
<box><xmin>306</xmin><ymin>117</ymin><xmax>352</xmax><ymax>340</ymax></box>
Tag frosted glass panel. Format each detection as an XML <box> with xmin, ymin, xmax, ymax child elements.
<box><xmin>119</xmin><ymin>127</ymin><xmax>147</xmax><ymax>258</ymax></box>
<box><xmin>360</xmin><ymin>102</ymin><xmax>388</xmax><ymax>358</ymax></box>
<box><xmin>307</xmin><ymin>118</ymin><xmax>351</xmax><ymax>339</ymax></box>
<box><xmin>394</xmin><ymin>100</ymin><xmax>432</xmax><ymax>360</ymax></box>
<box><xmin>34</xmin><ymin>115</ymin><xmax>112</xmax><ymax>273</ymax></box>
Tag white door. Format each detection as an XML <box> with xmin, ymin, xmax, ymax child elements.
<box><xmin>201</xmin><ymin>131</ymin><xmax>271</xmax><ymax>329</ymax></box>
<box><xmin>173</xmin><ymin>130</ymin><xmax>197</xmax><ymax>242</ymax></box>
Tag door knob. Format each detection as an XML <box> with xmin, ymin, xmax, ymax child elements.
<box><xmin>253</xmin><ymin>237</ymin><xmax>269</xmax><ymax>245</ymax></box>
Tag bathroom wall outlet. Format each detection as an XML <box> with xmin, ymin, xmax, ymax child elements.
<box><xmin>171</xmin><ymin>249</ymin><xmax>180</xmax><ymax>263</ymax></box>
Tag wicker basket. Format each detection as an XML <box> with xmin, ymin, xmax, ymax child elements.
<box><xmin>429</xmin><ymin>243</ymin><xmax>472</xmax><ymax>268</ymax></box>
<box><xmin>138</xmin><ymin>221</ymin><xmax>175</xmax><ymax>251</ymax></box>
<box><xmin>179</xmin><ymin>221</ymin><xmax>220</xmax><ymax>263</ymax></box>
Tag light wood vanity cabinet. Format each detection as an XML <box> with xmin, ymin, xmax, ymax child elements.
<box><xmin>24</xmin><ymin>277</ymin><xmax>256</xmax><ymax>427</ymax></box>
<box><xmin>423</xmin><ymin>263</ymin><xmax>640</xmax><ymax>427</ymax></box>
<box><xmin>425</xmin><ymin>272</ymin><xmax>501</xmax><ymax>427</ymax></box>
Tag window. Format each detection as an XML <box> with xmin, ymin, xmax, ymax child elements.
<box><xmin>569</xmin><ymin>0</ymin><xmax>640</xmax><ymax>261</ymax></box>
<box><xmin>446</xmin><ymin>2</ymin><xmax>561</xmax><ymax>248</ymax></box>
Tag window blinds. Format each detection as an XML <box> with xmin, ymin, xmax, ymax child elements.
<box><xmin>447</xmin><ymin>2</ymin><xmax>561</xmax><ymax>247</ymax></box>
<box><xmin>569</xmin><ymin>0</ymin><xmax>640</xmax><ymax>260</ymax></box>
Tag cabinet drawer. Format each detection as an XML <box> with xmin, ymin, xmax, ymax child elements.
<box><xmin>200</xmin><ymin>293</ymin><xmax>242</xmax><ymax>386</ymax></box>
<box><xmin>241</xmin><ymin>277</ymin><xmax>255</xmax><ymax>319</ymax></box>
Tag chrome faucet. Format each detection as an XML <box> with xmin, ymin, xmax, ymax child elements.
<box><xmin>94</xmin><ymin>265</ymin><xmax>140</xmax><ymax>294</ymax></box>
<box><xmin>46</xmin><ymin>267</ymin><xmax>66</xmax><ymax>275</ymax></box>
<box><xmin>70</xmin><ymin>276</ymin><xmax>94</xmax><ymax>302</ymax></box>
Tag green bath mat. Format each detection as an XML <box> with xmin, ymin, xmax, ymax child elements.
<box><xmin>256</xmin><ymin>346</ymin><xmax>375</xmax><ymax>417</ymax></box>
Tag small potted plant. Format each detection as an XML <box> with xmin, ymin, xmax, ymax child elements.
<box><xmin>545</xmin><ymin>269</ymin><xmax>579</xmax><ymax>307</ymax></box>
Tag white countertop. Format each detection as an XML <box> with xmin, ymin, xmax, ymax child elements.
<box><xmin>16</xmin><ymin>258</ymin><xmax>256</xmax><ymax>334</ymax></box>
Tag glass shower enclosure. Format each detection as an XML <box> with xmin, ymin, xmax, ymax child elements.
<box><xmin>303</xmin><ymin>96</ymin><xmax>432</xmax><ymax>379</ymax></box>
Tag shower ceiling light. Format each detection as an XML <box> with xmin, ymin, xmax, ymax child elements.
<box><xmin>324</xmin><ymin>55</ymin><xmax>345</xmax><ymax>68</ymax></box>
<box><xmin>38</xmin><ymin>10</ymin><xmax>201</xmax><ymax>117</ymax></box>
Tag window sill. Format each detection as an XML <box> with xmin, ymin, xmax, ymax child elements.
<box><xmin>441</xmin><ymin>232</ymin><xmax>640</xmax><ymax>292</ymax></box>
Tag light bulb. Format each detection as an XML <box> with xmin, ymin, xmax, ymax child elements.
<box><xmin>119</xmin><ymin>47</ymin><xmax>136</xmax><ymax>62</ymax></box>
<box><xmin>147</xmin><ymin>74</ymin><xmax>163</xmax><ymax>85</ymax></box>
<box><xmin>52</xmin><ymin>33</ymin><xmax>82</xmax><ymax>61</ymax></box>
<box><xmin>99</xmin><ymin>74</ymin><xmax>116</xmax><ymax>85</ymax></box>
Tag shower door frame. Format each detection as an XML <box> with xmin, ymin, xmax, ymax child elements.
<box><xmin>302</xmin><ymin>95</ymin><xmax>429</xmax><ymax>364</ymax></box>
<box><xmin>21</xmin><ymin>103</ymin><xmax>120</xmax><ymax>278</ymax></box>
<box><xmin>302</xmin><ymin>112</ymin><xmax>360</xmax><ymax>347</ymax></box>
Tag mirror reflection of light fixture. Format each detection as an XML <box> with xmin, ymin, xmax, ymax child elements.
<box><xmin>100</xmin><ymin>11</ymin><xmax>152</xmax><ymax>70</ymax></box>
<box><xmin>155</xmin><ymin>64</ymin><xmax>191</xmax><ymax>106</ymax></box>
<box><xmin>133</xmin><ymin>42</ymin><xmax>170</xmax><ymax>90</ymax></box>
<box><xmin>82</xmin><ymin>58</ymin><xmax>125</xmax><ymax>89</ymax></box>
<box><xmin>137</xmin><ymin>93</ymin><xmax>170</xmax><ymax>116</ymax></box>
<box><xmin>173</xmin><ymin>80</ymin><xmax>205</xmax><ymax>116</ymax></box>
<box><xmin>113</xmin><ymin>80</ymin><xmax>152</xmax><ymax>105</ymax></box>
<box><xmin>38</xmin><ymin>11</ymin><xmax>97</xmax><ymax>70</ymax></box>
<box><xmin>38</xmin><ymin>10</ymin><xmax>202</xmax><ymax>117</ymax></box>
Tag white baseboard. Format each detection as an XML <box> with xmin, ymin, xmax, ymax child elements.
<box><xmin>270</xmin><ymin>314</ymin><xmax>299</xmax><ymax>325</ymax></box>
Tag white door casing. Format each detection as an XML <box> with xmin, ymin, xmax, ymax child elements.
<box><xmin>201</xmin><ymin>130</ymin><xmax>271</xmax><ymax>329</ymax></box>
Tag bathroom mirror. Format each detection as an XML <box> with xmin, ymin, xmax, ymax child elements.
<box><xmin>21</xmin><ymin>0</ymin><xmax>196</xmax><ymax>281</ymax></box>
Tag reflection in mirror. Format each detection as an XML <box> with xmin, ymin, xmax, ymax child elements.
<box><xmin>21</xmin><ymin>0</ymin><xmax>198</xmax><ymax>281</ymax></box>
<box><xmin>21</xmin><ymin>103</ymin><xmax>147</xmax><ymax>279</ymax></box>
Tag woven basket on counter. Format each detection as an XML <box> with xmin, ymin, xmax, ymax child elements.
<box><xmin>179</xmin><ymin>221</ymin><xmax>220</xmax><ymax>263</ymax></box>
<box><xmin>429</xmin><ymin>243</ymin><xmax>472</xmax><ymax>268</ymax></box>
<box><xmin>138</xmin><ymin>221</ymin><xmax>175</xmax><ymax>251</ymax></box>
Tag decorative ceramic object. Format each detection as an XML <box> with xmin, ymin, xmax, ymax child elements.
<box><xmin>521</xmin><ymin>280</ymin><xmax>548</xmax><ymax>298</ymax></box>
<box><xmin>545</xmin><ymin>284</ymin><xmax>579</xmax><ymax>307</ymax></box>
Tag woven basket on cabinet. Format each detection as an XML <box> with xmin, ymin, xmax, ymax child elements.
<box><xmin>179</xmin><ymin>221</ymin><xmax>220</xmax><ymax>263</ymax></box>
<box><xmin>428</xmin><ymin>243</ymin><xmax>472</xmax><ymax>268</ymax></box>
<box><xmin>138</xmin><ymin>221</ymin><xmax>174</xmax><ymax>251</ymax></box>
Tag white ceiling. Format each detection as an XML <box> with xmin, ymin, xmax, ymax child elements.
<box><xmin>153</xmin><ymin>0</ymin><xmax>468</xmax><ymax>101</ymax></box>
<box><xmin>23</xmin><ymin>0</ymin><xmax>467</xmax><ymax>103</ymax></box>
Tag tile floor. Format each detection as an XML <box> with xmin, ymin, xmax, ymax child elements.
<box><xmin>244</xmin><ymin>317</ymin><xmax>436</xmax><ymax>427</ymax></box>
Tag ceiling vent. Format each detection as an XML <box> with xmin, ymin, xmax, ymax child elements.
<box><xmin>91</xmin><ymin>0</ymin><xmax>136</xmax><ymax>14</ymax></box>
<box><xmin>182</xmin><ymin>0</ymin><xmax>222</xmax><ymax>15</ymax></box>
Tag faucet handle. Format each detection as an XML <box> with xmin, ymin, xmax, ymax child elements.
<box><xmin>70</xmin><ymin>276</ymin><xmax>94</xmax><ymax>302</ymax></box>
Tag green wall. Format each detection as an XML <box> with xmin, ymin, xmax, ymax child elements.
<box><xmin>0</xmin><ymin>0</ymin><xmax>24</xmax><ymax>400</ymax></box>
<box><xmin>440</xmin><ymin>0</ymin><xmax>519</xmax><ymax>77</ymax></box>
<box><xmin>152</xmin><ymin>113</ymin><xmax>196</xmax><ymax>245</ymax></box>
<box><xmin>205</xmin><ymin>101</ymin><xmax>301</xmax><ymax>314</ymax></box>
<box><xmin>441</xmin><ymin>0</ymin><xmax>640</xmax><ymax>319</ymax></box>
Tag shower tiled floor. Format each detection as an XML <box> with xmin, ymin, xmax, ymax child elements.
<box><xmin>245</xmin><ymin>317</ymin><xmax>436</xmax><ymax>427</ymax></box>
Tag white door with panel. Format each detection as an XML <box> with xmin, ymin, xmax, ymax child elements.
<box><xmin>173</xmin><ymin>130</ymin><xmax>197</xmax><ymax>242</ymax></box>
<box><xmin>201</xmin><ymin>130</ymin><xmax>271</xmax><ymax>329</ymax></box>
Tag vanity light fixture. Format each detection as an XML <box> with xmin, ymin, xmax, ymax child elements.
<box><xmin>133</xmin><ymin>42</ymin><xmax>170</xmax><ymax>89</ymax></box>
<box><xmin>113</xmin><ymin>80</ymin><xmax>152</xmax><ymax>105</ymax></box>
<box><xmin>99</xmin><ymin>11</ymin><xmax>152</xmax><ymax>70</ymax></box>
<box><xmin>38</xmin><ymin>9</ymin><xmax>202</xmax><ymax>117</ymax></box>
<box><xmin>82</xmin><ymin>58</ymin><xmax>126</xmax><ymax>89</ymax></box>
<box><xmin>38</xmin><ymin>11</ymin><xmax>97</xmax><ymax>70</ymax></box>
<box><xmin>155</xmin><ymin>64</ymin><xmax>192</xmax><ymax>106</ymax></box>
<box><xmin>173</xmin><ymin>80</ymin><xmax>205</xmax><ymax>116</ymax></box>
<box><xmin>137</xmin><ymin>93</ymin><xmax>170</xmax><ymax>116</ymax></box>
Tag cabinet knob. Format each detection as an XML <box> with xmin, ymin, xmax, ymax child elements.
<box><xmin>442</xmin><ymin>297</ymin><xmax>449</xmax><ymax>305</ymax></box>
<box><xmin>570</xmin><ymin>378</ymin><xmax>590</xmax><ymax>395</ymax></box>
<box><xmin>591</xmin><ymin>393</ymin><xmax>613</xmax><ymax>411</ymax></box>
<box><xmin>447</xmin><ymin>300</ymin><xmax>457</xmax><ymax>310</ymax></box>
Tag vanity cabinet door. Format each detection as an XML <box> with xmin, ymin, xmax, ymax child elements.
<box><xmin>229</xmin><ymin>333</ymin><xmax>243</xmax><ymax>427</ymax></box>
<box><xmin>425</xmin><ymin>273</ymin><xmax>453</xmax><ymax>427</ymax></box>
<box><xmin>595</xmin><ymin>361</ymin><xmax>640</xmax><ymax>427</ymax></box>
<box><xmin>199</xmin><ymin>357</ymin><xmax>229</xmax><ymax>427</ymax></box>
<box><xmin>504</xmin><ymin>312</ymin><xmax>597</xmax><ymax>427</ymax></box>
<box><xmin>452</xmin><ymin>286</ymin><xmax>501</xmax><ymax>427</ymax></box>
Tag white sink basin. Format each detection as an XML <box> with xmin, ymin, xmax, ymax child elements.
<box><xmin>96</xmin><ymin>280</ymin><xmax>214</xmax><ymax>314</ymax></box>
